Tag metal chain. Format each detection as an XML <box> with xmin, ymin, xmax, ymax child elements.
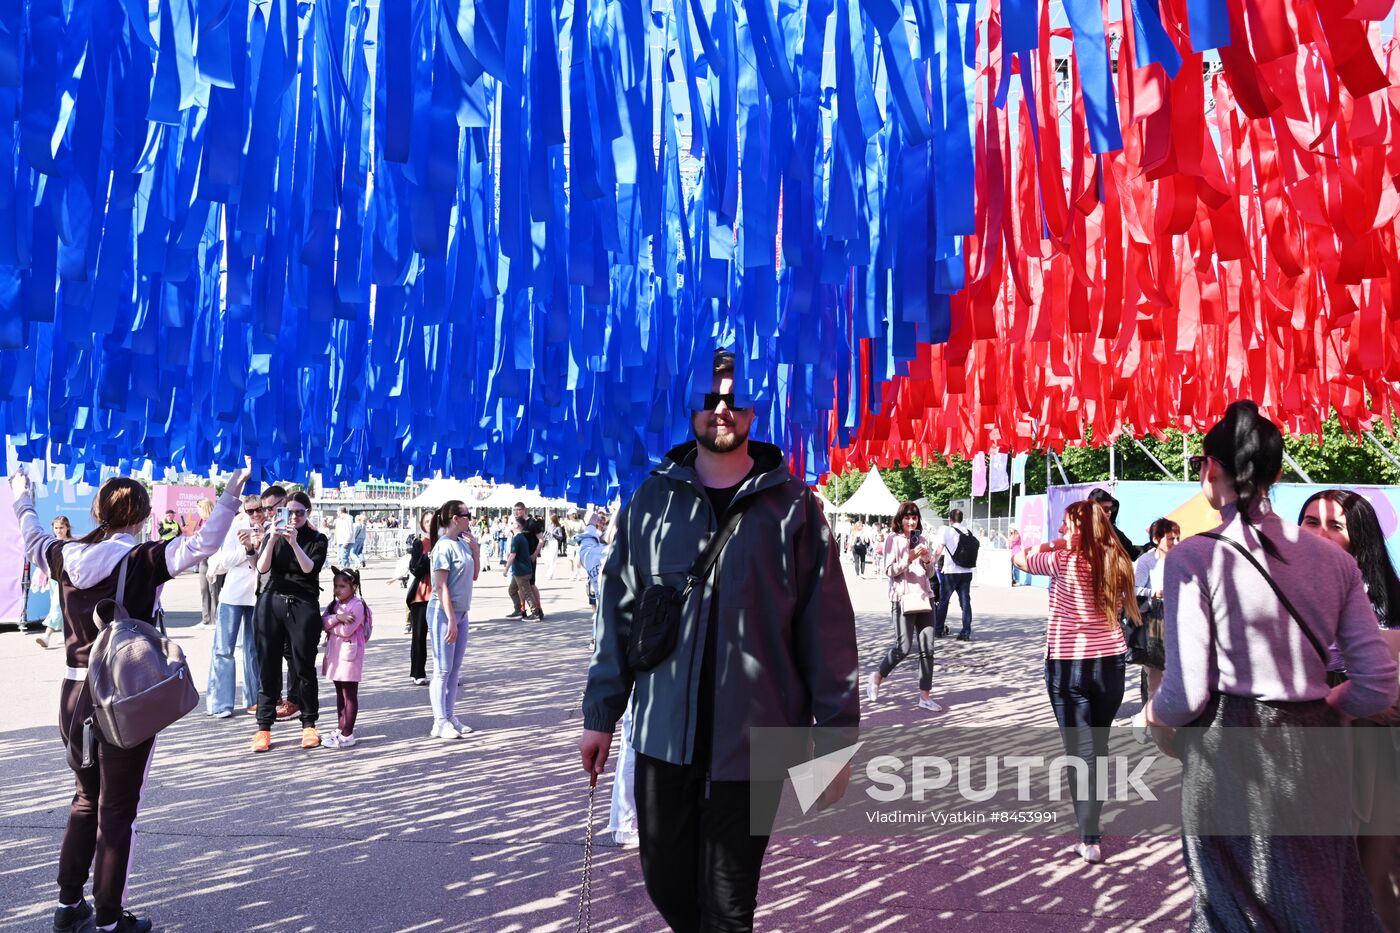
<box><xmin>575</xmin><ymin>775</ymin><xmax>597</xmax><ymax>933</ymax></box>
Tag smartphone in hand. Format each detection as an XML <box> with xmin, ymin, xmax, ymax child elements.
<box><xmin>276</xmin><ymin>507</ymin><xmax>291</xmax><ymax>530</ymax></box>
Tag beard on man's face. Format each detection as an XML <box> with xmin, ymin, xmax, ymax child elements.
<box><xmin>692</xmin><ymin>412</ymin><xmax>750</xmax><ymax>454</ymax></box>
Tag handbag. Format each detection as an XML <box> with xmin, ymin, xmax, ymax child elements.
<box><xmin>1123</xmin><ymin>595</ymin><xmax>1166</xmax><ymax>669</ymax></box>
<box><xmin>900</xmin><ymin>589</ymin><xmax>932</xmax><ymax>614</ymax></box>
<box><xmin>626</xmin><ymin>498</ymin><xmax>752</xmax><ymax>673</ymax></box>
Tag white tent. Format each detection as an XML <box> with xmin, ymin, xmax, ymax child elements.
<box><xmin>837</xmin><ymin>466</ymin><xmax>902</xmax><ymax>516</ymax></box>
<box><xmin>409</xmin><ymin>478</ymin><xmax>574</xmax><ymax>511</ymax></box>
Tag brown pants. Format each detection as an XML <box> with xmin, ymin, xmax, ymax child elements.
<box><xmin>59</xmin><ymin>681</ymin><xmax>155</xmax><ymax>927</ymax></box>
<box><xmin>508</xmin><ymin>573</ymin><xmax>540</xmax><ymax>614</ymax></box>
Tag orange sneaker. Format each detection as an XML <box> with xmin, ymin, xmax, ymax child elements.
<box><xmin>250</xmin><ymin>730</ymin><xmax>272</xmax><ymax>753</ymax></box>
<box><xmin>300</xmin><ymin>726</ymin><xmax>321</xmax><ymax>749</ymax></box>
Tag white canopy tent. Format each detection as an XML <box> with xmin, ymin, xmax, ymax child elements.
<box><xmin>813</xmin><ymin>486</ymin><xmax>842</xmax><ymax>515</ymax></box>
<box><xmin>408</xmin><ymin>478</ymin><xmax>573</xmax><ymax>511</ymax></box>
<box><xmin>837</xmin><ymin>466</ymin><xmax>902</xmax><ymax>517</ymax></box>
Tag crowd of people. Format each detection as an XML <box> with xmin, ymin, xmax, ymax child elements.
<box><xmin>11</xmin><ymin>355</ymin><xmax>1400</xmax><ymax>933</ymax></box>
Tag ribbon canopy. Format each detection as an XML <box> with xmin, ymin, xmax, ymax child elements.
<box><xmin>0</xmin><ymin>1</ymin><xmax>1396</xmax><ymax>499</ymax></box>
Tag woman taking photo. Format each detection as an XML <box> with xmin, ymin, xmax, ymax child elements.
<box><xmin>1146</xmin><ymin>401</ymin><xmax>1398</xmax><ymax>930</ymax></box>
<box><xmin>251</xmin><ymin>490</ymin><xmax>329</xmax><ymax>753</ymax></box>
<box><xmin>1013</xmin><ymin>499</ymin><xmax>1137</xmax><ymax>864</ymax></box>
<box><xmin>1298</xmin><ymin>488</ymin><xmax>1400</xmax><ymax>930</ymax></box>
<box><xmin>426</xmin><ymin>500</ymin><xmax>480</xmax><ymax>739</ymax></box>
<box><xmin>867</xmin><ymin>501</ymin><xmax>941</xmax><ymax>712</ymax></box>
<box><xmin>12</xmin><ymin>462</ymin><xmax>251</xmax><ymax>933</ymax></box>
<box><xmin>404</xmin><ymin>511</ymin><xmax>434</xmax><ymax>686</ymax></box>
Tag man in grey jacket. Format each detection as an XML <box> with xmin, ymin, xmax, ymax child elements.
<box><xmin>579</xmin><ymin>350</ymin><xmax>860</xmax><ymax>932</ymax></box>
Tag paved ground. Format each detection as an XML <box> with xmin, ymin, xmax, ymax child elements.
<box><xmin>0</xmin><ymin>552</ymin><xmax>1193</xmax><ymax>932</ymax></box>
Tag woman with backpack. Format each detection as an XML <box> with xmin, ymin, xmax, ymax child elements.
<box><xmin>11</xmin><ymin>462</ymin><xmax>252</xmax><ymax>933</ymax></box>
<box><xmin>1146</xmin><ymin>402</ymin><xmax>1398</xmax><ymax>929</ymax></box>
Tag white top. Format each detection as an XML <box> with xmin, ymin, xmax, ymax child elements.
<box><xmin>214</xmin><ymin>514</ymin><xmax>259</xmax><ymax>607</ymax></box>
<box><xmin>941</xmin><ymin>525</ymin><xmax>974</xmax><ymax>573</ymax></box>
<box><xmin>1134</xmin><ymin>548</ymin><xmax>1165</xmax><ymax>599</ymax></box>
<box><xmin>334</xmin><ymin>516</ymin><xmax>354</xmax><ymax>545</ymax></box>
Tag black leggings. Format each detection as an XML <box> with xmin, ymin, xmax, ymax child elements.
<box><xmin>408</xmin><ymin>601</ymin><xmax>429</xmax><ymax>680</ymax></box>
<box><xmin>878</xmin><ymin>605</ymin><xmax>935</xmax><ymax>692</ymax></box>
<box><xmin>334</xmin><ymin>682</ymin><xmax>359</xmax><ymax>736</ymax></box>
<box><xmin>1044</xmin><ymin>654</ymin><xmax>1126</xmax><ymax>843</ymax></box>
<box><xmin>255</xmin><ymin>593</ymin><xmax>322</xmax><ymax>729</ymax></box>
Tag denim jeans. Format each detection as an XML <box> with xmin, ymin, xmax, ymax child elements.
<box><xmin>207</xmin><ymin>603</ymin><xmax>260</xmax><ymax>715</ymax></box>
<box><xmin>428</xmin><ymin>603</ymin><xmax>469</xmax><ymax>730</ymax></box>
<box><xmin>935</xmin><ymin>572</ymin><xmax>973</xmax><ymax>636</ymax></box>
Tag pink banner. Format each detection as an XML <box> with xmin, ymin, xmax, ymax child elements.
<box><xmin>150</xmin><ymin>485</ymin><xmax>217</xmax><ymax>539</ymax></box>
<box><xmin>0</xmin><ymin>484</ymin><xmax>23</xmax><ymax>624</ymax></box>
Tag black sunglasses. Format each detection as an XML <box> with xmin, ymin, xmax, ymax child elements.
<box><xmin>287</xmin><ymin>507</ymin><xmax>308</xmax><ymax>516</ymax></box>
<box><xmin>1187</xmin><ymin>455</ymin><xmax>1213</xmax><ymax>474</ymax></box>
<box><xmin>698</xmin><ymin>392</ymin><xmax>751</xmax><ymax>412</ymax></box>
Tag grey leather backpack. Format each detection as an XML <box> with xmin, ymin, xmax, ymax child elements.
<box><xmin>80</xmin><ymin>555</ymin><xmax>199</xmax><ymax>758</ymax></box>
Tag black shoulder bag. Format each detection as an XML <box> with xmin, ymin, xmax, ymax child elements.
<box><xmin>626</xmin><ymin>499</ymin><xmax>751</xmax><ymax>673</ymax></box>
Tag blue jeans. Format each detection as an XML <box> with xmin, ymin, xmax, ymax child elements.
<box><xmin>935</xmin><ymin>572</ymin><xmax>973</xmax><ymax>636</ymax></box>
<box><xmin>208</xmin><ymin>603</ymin><xmax>260</xmax><ymax>715</ymax></box>
<box><xmin>428</xmin><ymin>603</ymin><xmax>469</xmax><ymax>729</ymax></box>
<box><xmin>337</xmin><ymin>543</ymin><xmax>354</xmax><ymax>567</ymax></box>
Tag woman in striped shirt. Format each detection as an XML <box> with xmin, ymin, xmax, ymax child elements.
<box><xmin>1013</xmin><ymin>499</ymin><xmax>1138</xmax><ymax>864</ymax></box>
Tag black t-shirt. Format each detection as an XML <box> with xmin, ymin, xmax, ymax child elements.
<box><xmin>267</xmin><ymin>525</ymin><xmax>328</xmax><ymax>601</ymax></box>
<box><xmin>694</xmin><ymin>464</ymin><xmax>762</xmax><ymax>769</ymax></box>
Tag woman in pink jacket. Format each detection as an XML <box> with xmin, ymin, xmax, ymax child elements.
<box><xmin>867</xmin><ymin>501</ymin><xmax>942</xmax><ymax>712</ymax></box>
<box><xmin>321</xmin><ymin>568</ymin><xmax>372</xmax><ymax>749</ymax></box>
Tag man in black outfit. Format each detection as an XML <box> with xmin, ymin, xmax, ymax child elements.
<box><xmin>579</xmin><ymin>350</ymin><xmax>860</xmax><ymax>932</ymax></box>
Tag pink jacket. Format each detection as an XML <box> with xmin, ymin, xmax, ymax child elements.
<box><xmin>321</xmin><ymin>596</ymin><xmax>372</xmax><ymax>683</ymax></box>
<box><xmin>883</xmin><ymin>532</ymin><xmax>934</xmax><ymax>604</ymax></box>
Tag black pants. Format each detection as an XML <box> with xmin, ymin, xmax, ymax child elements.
<box><xmin>57</xmin><ymin>691</ymin><xmax>155</xmax><ymax>928</ymax></box>
<box><xmin>935</xmin><ymin>572</ymin><xmax>973</xmax><ymax>636</ymax></box>
<box><xmin>408</xmin><ymin>601</ymin><xmax>429</xmax><ymax>680</ymax></box>
<box><xmin>853</xmin><ymin>551</ymin><xmax>867</xmax><ymax>575</ymax></box>
<box><xmin>255</xmin><ymin>592</ymin><xmax>321</xmax><ymax>729</ymax></box>
<box><xmin>877</xmin><ymin>604</ymin><xmax>934</xmax><ymax>692</ymax></box>
<box><xmin>1044</xmin><ymin>654</ymin><xmax>1126</xmax><ymax>842</ymax></box>
<box><xmin>635</xmin><ymin>754</ymin><xmax>780</xmax><ymax>932</ymax></box>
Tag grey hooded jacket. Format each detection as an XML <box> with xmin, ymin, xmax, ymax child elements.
<box><xmin>582</xmin><ymin>440</ymin><xmax>860</xmax><ymax>781</ymax></box>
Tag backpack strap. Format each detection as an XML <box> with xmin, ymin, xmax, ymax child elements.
<box><xmin>1197</xmin><ymin>532</ymin><xmax>1329</xmax><ymax>666</ymax></box>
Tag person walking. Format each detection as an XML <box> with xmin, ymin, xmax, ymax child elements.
<box><xmin>33</xmin><ymin>517</ymin><xmax>73</xmax><ymax>650</ymax></box>
<box><xmin>12</xmin><ymin>461</ymin><xmax>251</xmax><ymax>933</ymax></box>
<box><xmin>572</xmin><ymin>512</ymin><xmax>607</xmax><ymax>607</ymax></box>
<box><xmin>426</xmin><ymin>501</ymin><xmax>479</xmax><ymax>739</ymax></box>
<box><xmin>1146</xmin><ymin>401</ymin><xmax>1398</xmax><ymax>930</ymax></box>
<box><xmin>579</xmin><ymin>349</ymin><xmax>859</xmax><ymax>932</ymax></box>
<box><xmin>195</xmin><ymin>498</ymin><xmax>221</xmax><ymax>628</ymax></box>
<box><xmin>851</xmin><ymin>523</ymin><xmax>870</xmax><ymax>577</ymax></box>
<box><xmin>1013</xmin><ymin>499</ymin><xmax>1137</xmax><ymax>864</ymax></box>
<box><xmin>1298</xmin><ymin>488</ymin><xmax>1400</xmax><ymax>929</ymax></box>
<box><xmin>350</xmin><ymin>514</ymin><xmax>368</xmax><ymax>569</ymax></box>
<box><xmin>934</xmin><ymin>507</ymin><xmax>977</xmax><ymax>640</ymax></box>
<box><xmin>333</xmin><ymin>508</ymin><xmax>354</xmax><ymax>567</ymax></box>
<box><xmin>1008</xmin><ymin>527</ymin><xmax>1029</xmax><ymax>586</ymax></box>
<box><xmin>321</xmin><ymin>568</ymin><xmax>373</xmax><ymax>749</ymax></box>
<box><xmin>504</xmin><ymin>516</ymin><xmax>542</xmax><ymax>620</ymax></box>
<box><xmin>867</xmin><ymin>501</ymin><xmax>941</xmax><ymax>712</ymax></box>
<box><xmin>403</xmin><ymin>511</ymin><xmax>433</xmax><ymax>685</ymax></box>
<box><xmin>206</xmin><ymin>495</ymin><xmax>264</xmax><ymax>718</ymax></box>
<box><xmin>250</xmin><ymin>491</ymin><xmax>329</xmax><ymax>753</ymax></box>
<box><xmin>544</xmin><ymin>514</ymin><xmax>567</xmax><ymax>580</ymax></box>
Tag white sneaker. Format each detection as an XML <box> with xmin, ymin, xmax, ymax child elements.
<box><xmin>1077</xmin><ymin>843</ymin><xmax>1103</xmax><ymax>863</ymax></box>
<box><xmin>431</xmin><ymin>722</ymin><xmax>461</xmax><ymax>740</ymax></box>
<box><xmin>333</xmin><ymin>733</ymin><xmax>358</xmax><ymax>748</ymax></box>
<box><xmin>612</xmin><ymin>831</ymin><xmax>639</xmax><ymax>849</ymax></box>
<box><xmin>866</xmin><ymin>673</ymin><xmax>881</xmax><ymax>704</ymax></box>
<box><xmin>448</xmin><ymin>720</ymin><xmax>473</xmax><ymax>736</ymax></box>
<box><xmin>211</xmin><ymin>709</ymin><xmax>233</xmax><ymax>720</ymax></box>
<box><xmin>917</xmin><ymin>697</ymin><xmax>943</xmax><ymax>712</ymax></box>
<box><xmin>323</xmin><ymin>731</ymin><xmax>342</xmax><ymax>748</ymax></box>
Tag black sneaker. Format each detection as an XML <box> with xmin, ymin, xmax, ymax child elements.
<box><xmin>53</xmin><ymin>900</ymin><xmax>92</xmax><ymax>933</ymax></box>
<box><xmin>110</xmin><ymin>911</ymin><xmax>153</xmax><ymax>933</ymax></box>
<box><xmin>505</xmin><ymin>611</ymin><xmax>524</xmax><ymax>620</ymax></box>
<box><xmin>955</xmin><ymin>632</ymin><xmax>972</xmax><ymax>642</ymax></box>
